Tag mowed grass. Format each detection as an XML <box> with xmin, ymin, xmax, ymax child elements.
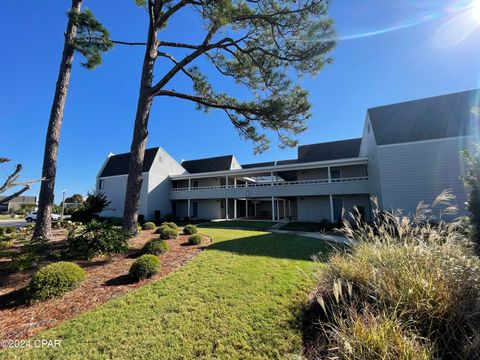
<box><xmin>198</xmin><ymin>220</ymin><xmax>275</xmax><ymax>230</ymax></box>
<box><xmin>280</xmin><ymin>222</ymin><xmax>328</xmax><ymax>233</ymax></box>
<box><xmin>2</xmin><ymin>229</ymin><xmax>333</xmax><ymax>359</ymax></box>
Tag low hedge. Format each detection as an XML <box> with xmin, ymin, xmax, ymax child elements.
<box><xmin>27</xmin><ymin>261</ymin><xmax>86</xmax><ymax>303</ymax></box>
<box><xmin>183</xmin><ymin>224</ymin><xmax>198</xmax><ymax>235</ymax></box>
<box><xmin>142</xmin><ymin>239</ymin><xmax>169</xmax><ymax>255</ymax></box>
<box><xmin>188</xmin><ymin>234</ymin><xmax>203</xmax><ymax>245</ymax></box>
<box><xmin>142</xmin><ymin>222</ymin><xmax>156</xmax><ymax>230</ymax></box>
<box><xmin>129</xmin><ymin>254</ymin><xmax>160</xmax><ymax>281</ymax></box>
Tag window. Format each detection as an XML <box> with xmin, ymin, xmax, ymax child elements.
<box><xmin>367</xmin><ymin>122</ymin><xmax>371</xmax><ymax>134</ymax></box>
<box><xmin>330</xmin><ymin>169</ymin><xmax>341</xmax><ymax>179</ymax></box>
<box><xmin>158</xmin><ymin>156</ymin><xmax>163</xmax><ymax>162</ymax></box>
<box><xmin>193</xmin><ymin>180</ymin><xmax>199</xmax><ymax>188</ymax></box>
<box><xmin>98</xmin><ymin>179</ymin><xmax>104</xmax><ymax>189</ymax></box>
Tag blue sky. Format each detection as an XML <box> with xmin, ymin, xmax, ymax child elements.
<box><xmin>2</xmin><ymin>0</ymin><xmax>480</xmax><ymax>202</ymax></box>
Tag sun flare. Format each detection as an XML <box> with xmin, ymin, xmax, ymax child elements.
<box><xmin>472</xmin><ymin>0</ymin><xmax>480</xmax><ymax>23</ymax></box>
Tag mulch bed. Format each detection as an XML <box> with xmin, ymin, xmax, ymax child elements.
<box><xmin>0</xmin><ymin>229</ymin><xmax>210</xmax><ymax>340</ymax></box>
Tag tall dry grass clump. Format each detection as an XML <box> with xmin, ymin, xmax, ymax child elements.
<box><xmin>303</xmin><ymin>191</ymin><xmax>480</xmax><ymax>360</ymax></box>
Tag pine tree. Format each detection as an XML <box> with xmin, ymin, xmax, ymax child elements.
<box><xmin>33</xmin><ymin>0</ymin><xmax>112</xmax><ymax>241</ymax></box>
<box><xmin>121</xmin><ymin>0</ymin><xmax>336</xmax><ymax>234</ymax></box>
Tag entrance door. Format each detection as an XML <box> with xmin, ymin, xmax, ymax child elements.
<box><xmin>332</xmin><ymin>197</ymin><xmax>344</xmax><ymax>222</ymax></box>
<box><xmin>192</xmin><ymin>202</ymin><xmax>199</xmax><ymax>218</ymax></box>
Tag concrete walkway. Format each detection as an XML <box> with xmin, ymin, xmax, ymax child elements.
<box><xmin>269</xmin><ymin>229</ymin><xmax>350</xmax><ymax>244</ymax></box>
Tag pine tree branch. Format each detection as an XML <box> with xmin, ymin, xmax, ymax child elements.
<box><xmin>156</xmin><ymin>90</ymin><xmax>261</xmax><ymax>113</ymax></box>
<box><xmin>0</xmin><ymin>164</ymin><xmax>22</xmax><ymax>194</ymax></box>
<box><xmin>0</xmin><ymin>186</ymin><xmax>30</xmax><ymax>205</ymax></box>
<box><xmin>111</xmin><ymin>40</ymin><xmax>146</xmax><ymax>46</ymax></box>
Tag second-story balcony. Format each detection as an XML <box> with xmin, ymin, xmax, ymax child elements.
<box><xmin>171</xmin><ymin>176</ymin><xmax>370</xmax><ymax>200</ymax></box>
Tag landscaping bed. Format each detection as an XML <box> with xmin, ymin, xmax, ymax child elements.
<box><xmin>2</xmin><ymin>228</ymin><xmax>332</xmax><ymax>359</ymax></box>
<box><xmin>0</xmin><ymin>228</ymin><xmax>209</xmax><ymax>341</ymax></box>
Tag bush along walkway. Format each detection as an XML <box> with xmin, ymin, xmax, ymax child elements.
<box><xmin>2</xmin><ymin>228</ymin><xmax>333</xmax><ymax>359</ymax></box>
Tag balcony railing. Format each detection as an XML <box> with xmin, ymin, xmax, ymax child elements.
<box><xmin>171</xmin><ymin>176</ymin><xmax>369</xmax><ymax>192</ymax></box>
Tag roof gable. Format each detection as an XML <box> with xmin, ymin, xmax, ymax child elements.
<box><xmin>181</xmin><ymin>155</ymin><xmax>234</xmax><ymax>174</ymax></box>
<box><xmin>99</xmin><ymin>147</ymin><xmax>160</xmax><ymax>177</ymax></box>
<box><xmin>297</xmin><ymin>138</ymin><xmax>362</xmax><ymax>163</ymax></box>
<box><xmin>368</xmin><ymin>89</ymin><xmax>480</xmax><ymax>146</ymax></box>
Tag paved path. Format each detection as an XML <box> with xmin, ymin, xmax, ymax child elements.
<box><xmin>0</xmin><ymin>219</ymin><xmax>28</xmax><ymax>228</ymax></box>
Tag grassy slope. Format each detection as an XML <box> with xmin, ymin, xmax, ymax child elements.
<box><xmin>3</xmin><ymin>229</ymin><xmax>332</xmax><ymax>360</ymax></box>
<box><xmin>198</xmin><ymin>221</ymin><xmax>275</xmax><ymax>230</ymax></box>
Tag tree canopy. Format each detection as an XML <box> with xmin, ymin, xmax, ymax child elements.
<box><xmin>135</xmin><ymin>0</ymin><xmax>336</xmax><ymax>152</ymax></box>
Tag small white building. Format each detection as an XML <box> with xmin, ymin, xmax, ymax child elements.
<box><xmin>96</xmin><ymin>89</ymin><xmax>478</xmax><ymax>222</ymax></box>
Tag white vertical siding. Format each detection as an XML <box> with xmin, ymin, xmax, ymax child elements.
<box><xmin>146</xmin><ymin>148</ymin><xmax>186</xmax><ymax>220</ymax></box>
<box><xmin>377</xmin><ymin>136</ymin><xmax>473</xmax><ymax>217</ymax></box>
<box><xmin>359</xmin><ymin>113</ymin><xmax>383</xmax><ymax>208</ymax></box>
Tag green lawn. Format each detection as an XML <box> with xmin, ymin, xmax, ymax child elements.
<box><xmin>198</xmin><ymin>220</ymin><xmax>275</xmax><ymax>231</ymax></box>
<box><xmin>280</xmin><ymin>221</ymin><xmax>330</xmax><ymax>233</ymax></box>
<box><xmin>2</xmin><ymin>229</ymin><xmax>334</xmax><ymax>359</ymax></box>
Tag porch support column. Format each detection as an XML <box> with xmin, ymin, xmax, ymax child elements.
<box><xmin>225</xmin><ymin>176</ymin><xmax>229</xmax><ymax>189</ymax></box>
<box><xmin>188</xmin><ymin>199</ymin><xmax>191</xmax><ymax>217</ymax></box>
<box><xmin>254</xmin><ymin>202</ymin><xmax>257</xmax><ymax>217</ymax></box>
<box><xmin>288</xmin><ymin>200</ymin><xmax>291</xmax><ymax>218</ymax></box>
<box><xmin>271</xmin><ymin>196</ymin><xmax>275</xmax><ymax>221</ymax></box>
<box><xmin>234</xmin><ymin>198</ymin><xmax>237</xmax><ymax>219</ymax></box>
<box><xmin>188</xmin><ymin>178</ymin><xmax>191</xmax><ymax>190</ymax></box>
<box><xmin>234</xmin><ymin>178</ymin><xmax>237</xmax><ymax>188</ymax></box>
<box><xmin>276</xmin><ymin>199</ymin><xmax>280</xmax><ymax>221</ymax></box>
<box><xmin>283</xmin><ymin>200</ymin><xmax>286</xmax><ymax>220</ymax></box>
<box><xmin>226</xmin><ymin>198</ymin><xmax>229</xmax><ymax>220</ymax></box>
<box><xmin>271</xmin><ymin>171</ymin><xmax>274</xmax><ymax>186</ymax></box>
<box><xmin>327</xmin><ymin>167</ymin><xmax>332</xmax><ymax>183</ymax></box>
<box><xmin>245</xmin><ymin>199</ymin><xmax>248</xmax><ymax>218</ymax></box>
<box><xmin>329</xmin><ymin>195</ymin><xmax>334</xmax><ymax>222</ymax></box>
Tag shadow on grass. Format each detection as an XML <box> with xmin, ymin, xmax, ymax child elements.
<box><xmin>199</xmin><ymin>221</ymin><xmax>275</xmax><ymax>231</ymax></box>
<box><xmin>206</xmin><ymin>232</ymin><xmax>339</xmax><ymax>261</ymax></box>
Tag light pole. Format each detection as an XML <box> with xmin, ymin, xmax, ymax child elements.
<box><xmin>61</xmin><ymin>189</ymin><xmax>66</xmax><ymax>221</ymax></box>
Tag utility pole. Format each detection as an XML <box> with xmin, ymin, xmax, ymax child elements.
<box><xmin>61</xmin><ymin>189</ymin><xmax>66</xmax><ymax>220</ymax></box>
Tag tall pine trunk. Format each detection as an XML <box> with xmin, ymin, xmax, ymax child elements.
<box><xmin>122</xmin><ymin>23</ymin><xmax>158</xmax><ymax>234</ymax></box>
<box><xmin>33</xmin><ymin>0</ymin><xmax>82</xmax><ymax>240</ymax></box>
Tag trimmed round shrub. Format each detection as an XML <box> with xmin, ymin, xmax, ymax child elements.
<box><xmin>129</xmin><ymin>254</ymin><xmax>160</xmax><ymax>281</ymax></box>
<box><xmin>161</xmin><ymin>222</ymin><xmax>178</xmax><ymax>230</ymax></box>
<box><xmin>27</xmin><ymin>261</ymin><xmax>86</xmax><ymax>303</ymax></box>
<box><xmin>188</xmin><ymin>234</ymin><xmax>203</xmax><ymax>245</ymax></box>
<box><xmin>183</xmin><ymin>224</ymin><xmax>198</xmax><ymax>235</ymax></box>
<box><xmin>157</xmin><ymin>226</ymin><xmax>178</xmax><ymax>240</ymax></box>
<box><xmin>142</xmin><ymin>222</ymin><xmax>156</xmax><ymax>230</ymax></box>
<box><xmin>142</xmin><ymin>239</ymin><xmax>169</xmax><ymax>255</ymax></box>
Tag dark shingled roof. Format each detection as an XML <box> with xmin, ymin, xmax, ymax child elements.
<box><xmin>181</xmin><ymin>155</ymin><xmax>234</xmax><ymax>174</ymax></box>
<box><xmin>368</xmin><ymin>89</ymin><xmax>480</xmax><ymax>146</ymax></box>
<box><xmin>100</xmin><ymin>147</ymin><xmax>159</xmax><ymax>177</ymax></box>
<box><xmin>242</xmin><ymin>159</ymin><xmax>297</xmax><ymax>169</ymax></box>
<box><xmin>297</xmin><ymin>138</ymin><xmax>362</xmax><ymax>163</ymax></box>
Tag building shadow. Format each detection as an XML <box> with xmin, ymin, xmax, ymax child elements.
<box><xmin>205</xmin><ymin>232</ymin><xmax>339</xmax><ymax>261</ymax></box>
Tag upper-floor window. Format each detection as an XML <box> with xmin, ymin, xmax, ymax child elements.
<box><xmin>367</xmin><ymin>122</ymin><xmax>371</xmax><ymax>134</ymax></box>
<box><xmin>331</xmin><ymin>169</ymin><xmax>342</xmax><ymax>179</ymax></box>
<box><xmin>99</xmin><ymin>179</ymin><xmax>104</xmax><ymax>189</ymax></box>
<box><xmin>158</xmin><ymin>156</ymin><xmax>163</xmax><ymax>162</ymax></box>
<box><xmin>193</xmin><ymin>180</ymin><xmax>199</xmax><ymax>188</ymax></box>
